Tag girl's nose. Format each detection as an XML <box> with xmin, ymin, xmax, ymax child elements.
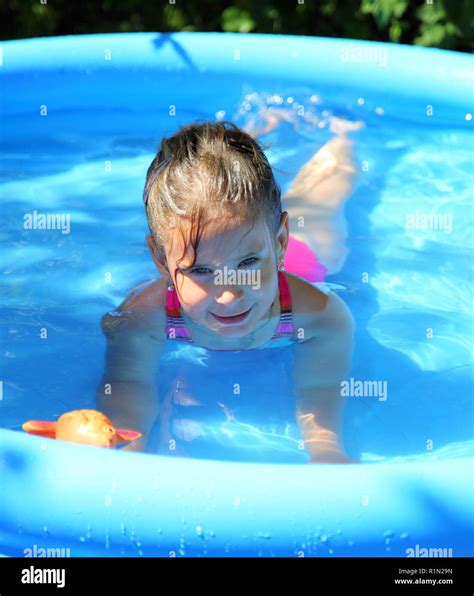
<box><xmin>215</xmin><ymin>286</ymin><xmax>245</xmax><ymax>305</ymax></box>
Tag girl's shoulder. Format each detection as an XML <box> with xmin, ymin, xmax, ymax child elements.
<box><xmin>119</xmin><ymin>278</ymin><xmax>167</xmax><ymax>311</ymax></box>
<box><xmin>100</xmin><ymin>278</ymin><xmax>167</xmax><ymax>339</ymax></box>
<box><xmin>285</xmin><ymin>273</ymin><xmax>353</xmax><ymax>342</ymax></box>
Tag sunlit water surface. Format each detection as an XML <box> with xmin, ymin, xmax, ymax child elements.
<box><xmin>1</xmin><ymin>89</ymin><xmax>473</xmax><ymax>463</ymax></box>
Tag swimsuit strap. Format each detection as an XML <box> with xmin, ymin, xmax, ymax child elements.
<box><xmin>270</xmin><ymin>270</ymin><xmax>294</xmax><ymax>340</ymax></box>
<box><xmin>165</xmin><ymin>270</ymin><xmax>294</xmax><ymax>345</ymax></box>
<box><xmin>165</xmin><ymin>281</ymin><xmax>194</xmax><ymax>343</ymax></box>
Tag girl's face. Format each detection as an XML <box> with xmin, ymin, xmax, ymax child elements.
<box><xmin>149</xmin><ymin>211</ymin><xmax>289</xmax><ymax>340</ymax></box>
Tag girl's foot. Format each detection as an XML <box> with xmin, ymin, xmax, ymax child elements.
<box><xmin>245</xmin><ymin>107</ymin><xmax>364</xmax><ymax>139</ymax></box>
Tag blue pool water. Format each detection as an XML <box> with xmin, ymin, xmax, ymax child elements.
<box><xmin>1</xmin><ymin>91</ymin><xmax>472</xmax><ymax>464</ymax></box>
<box><xmin>0</xmin><ymin>33</ymin><xmax>473</xmax><ymax>557</ymax></box>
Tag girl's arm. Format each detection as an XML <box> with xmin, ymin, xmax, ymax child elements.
<box><xmin>292</xmin><ymin>291</ymin><xmax>356</xmax><ymax>463</ymax></box>
<box><xmin>96</xmin><ymin>304</ymin><xmax>165</xmax><ymax>453</ymax></box>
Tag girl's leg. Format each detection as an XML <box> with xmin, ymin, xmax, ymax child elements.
<box><xmin>283</xmin><ymin>130</ymin><xmax>360</xmax><ymax>275</ymax></box>
<box><xmin>245</xmin><ymin>110</ymin><xmax>363</xmax><ymax>275</ymax></box>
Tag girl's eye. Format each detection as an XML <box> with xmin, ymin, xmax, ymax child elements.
<box><xmin>190</xmin><ymin>267</ymin><xmax>212</xmax><ymax>276</ymax></box>
<box><xmin>189</xmin><ymin>258</ymin><xmax>259</xmax><ymax>276</ymax></box>
<box><xmin>239</xmin><ymin>257</ymin><xmax>259</xmax><ymax>267</ymax></box>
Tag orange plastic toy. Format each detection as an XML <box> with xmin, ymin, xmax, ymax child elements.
<box><xmin>22</xmin><ymin>409</ymin><xmax>141</xmax><ymax>448</ymax></box>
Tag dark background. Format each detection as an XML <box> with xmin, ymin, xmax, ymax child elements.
<box><xmin>1</xmin><ymin>0</ymin><xmax>472</xmax><ymax>52</ymax></box>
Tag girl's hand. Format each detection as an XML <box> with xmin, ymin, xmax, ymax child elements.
<box><xmin>309</xmin><ymin>452</ymin><xmax>359</xmax><ymax>464</ymax></box>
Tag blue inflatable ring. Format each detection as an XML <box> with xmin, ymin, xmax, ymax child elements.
<box><xmin>0</xmin><ymin>32</ymin><xmax>473</xmax><ymax>557</ymax></box>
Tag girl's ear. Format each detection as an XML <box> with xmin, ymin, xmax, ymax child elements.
<box><xmin>276</xmin><ymin>211</ymin><xmax>290</xmax><ymax>261</ymax></box>
<box><xmin>146</xmin><ymin>235</ymin><xmax>172</xmax><ymax>281</ymax></box>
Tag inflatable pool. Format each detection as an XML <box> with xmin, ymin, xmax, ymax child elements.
<box><xmin>1</xmin><ymin>32</ymin><xmax>473</xmax><ymax>557</ymax></box>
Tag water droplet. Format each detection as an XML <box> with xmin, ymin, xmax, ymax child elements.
<box><xmin>79</xmin><ymin>536</ymin><xmax>85</xmax><ymax>542</ymax></box>
<box><xmin>256</xmin><ymin>532</ymin><xmax>272</xmax><ymax>540</ymax></box>
<box><xmin>400</xmin><ymin>532</ymin><xmax>409</xmax><ymax>539</ymax></box>
<box><xmin>320</xmin><ymin>534</ymin><xmax>328</xmax><ymax>543</ymax></box>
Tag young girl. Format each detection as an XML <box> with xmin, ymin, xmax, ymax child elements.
<box><xmin>97</xmin><ymin>119</ymin><xmax>358</xmax><ymax>463</ymax></box>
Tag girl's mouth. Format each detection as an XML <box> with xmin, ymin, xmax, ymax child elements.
<box><xmin>211</xmin><ymin>306</ymin><xmax>253</xmax><ymax>325</ymax></box>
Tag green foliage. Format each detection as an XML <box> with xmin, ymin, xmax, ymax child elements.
<box><xmin>360</xmin><ymin>0</ymin><xmax>409</xmax><ymax>42</ymax></box>
<box><xmin>361</xmin><ymin>0</ymin><xmax>409</xmax><ymax>29</ymax></box>
<box><xmin>0</xmin><ymin>0</ymin><xmax>471</xmax><ymax>52</ymax></box>
<box><xmin>414</xmin><ymin>0</ymin><xmax>471</xmax><ymax>49</ymax></box>
<box><xmin>221</xmin><ymin>7</ymin><xmax>255</xmax><ymax>32</ymax></box>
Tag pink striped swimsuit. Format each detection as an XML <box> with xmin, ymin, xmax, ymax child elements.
<box><xmin>164</xmin><ymin>270</ymin><xmax>295</xmax><ymax>350</ymax></box>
